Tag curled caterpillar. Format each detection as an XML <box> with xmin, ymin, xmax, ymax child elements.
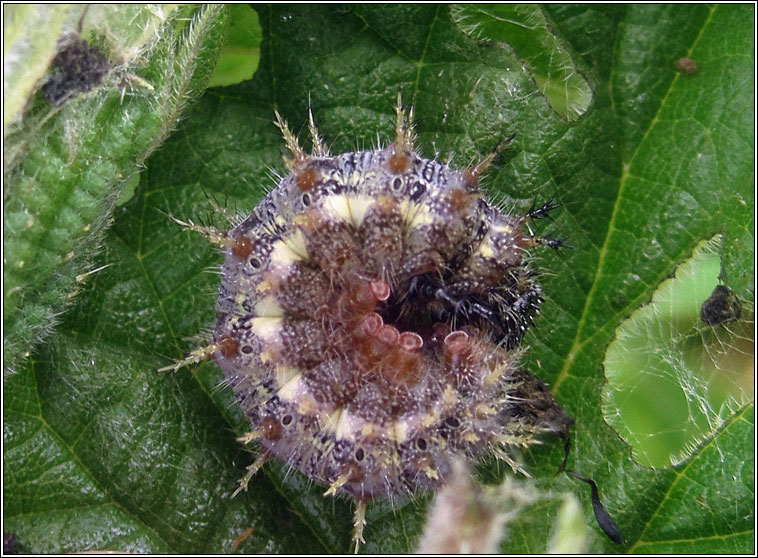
<box><xmin>164</xmin><ymin>95</ymin><xmax>616</xmax><ymax>551</ymax></box>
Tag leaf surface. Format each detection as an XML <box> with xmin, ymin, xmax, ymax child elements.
<box><xmin>4</xmin><ymin>4</ymin><xmax>753</xmax><ymax>554</ymax></box>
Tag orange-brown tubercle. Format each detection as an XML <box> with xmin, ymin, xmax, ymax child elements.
<box><xmin>387</xmin><ymin>146</ymin><xmax>411</xmax><ymax>174</ymax></box>
<box><xmin>261</xmin><ymin>416</ymin><xmax>282</xmax><ymax>441</ymax></box>
<box><xmin>448</xmin><ymin>188</ymin><xmax>475</xmax><ymax>213</ymax></box>
<box><xmin>232</xmin><ymin>236</ymin><xmax>254</xmax><ymax>259</ymax></box>
<box><xmin>296</xmin><ymin>165</ymin><xmax>320</xmax><ymax>191</ymax></box>
<box><xmin>219</xmin><ymin>334</ymin><xmax>240</xmax><ymax>358</ymax></box>
<box><xmin>461</xmin><ymin>168</ymin><xmax>481</xmax><ymax>191</ymax></box>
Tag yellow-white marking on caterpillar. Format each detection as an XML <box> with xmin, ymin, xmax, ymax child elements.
<box><xmin>475</xmin><ymin>242</ymin><xmax>495</xmax><ymax>259</ymax></box>
<box><xmin>442</xmin><ymin>385</ymin><xmax>458</xmax><ymax>407</ymax></box>
<box><xmin>256</xmin><ymin>278</ymin><xmax>273</xmax><ymax>293</ymax></box>
<box><xmin>250</xmin><ymin>317</ymin><xmax>283</xmax><ymax>357</ymax></box>
<box><xmin>346</xmin><ymin>194</ymin><xmax>376</xmax><ymax>228</ymax></box>
<box><xmin>335</xmin><ymin>409</ymin><xmax>358</xmax><ymax>441</ymax></box>
<box><xmin>463</xmin><ymin>431</ymin><xmax>480</xmax><ymax>443</ymax></box>
<box><xmin>270</xmin><ymin>229</ymin><xmax>308</xmax><ymax>264</ymax></box>
<box><xmin>400</xmin><ymin>199</ymin><xmax>434</xmax><ymax>228</ymax></box>
<box><xmin>274</xmin><ymin>369</ymin><xmax>320</xmax><ymax>414</ymax></box>
<box><xmin>274</xmin><ymin>365</ymin><xmax>300</xmax><ymax>387</ymax></box>
<box><xmin>361</xmin><ymin>422</ymin><xmax>382</xmax><ymax>438</ymax></box>
<box><xmin>277</xmin><ymin>372</ymin><xmax>303</xmax><ymax>402</ymax></box>
<box><xmin>391</xmin><ymin>419</ymin><xmax>409</xmax><ymax>444</ymax></box>
<box><xmin>420</xmin><ymin>408</ymin><xmax>440</xmax><ymax>428</ymax></box>
<box><xmin>296</xmin><ymin>390</ymin><xmax>319</xmax><ymax>416</ymax></box>
<box><xmin>490</xmin><ymin>222</ymin><xmax>515</xmax><ymax>235</ymax></box>
<box><xmin>254</xmin><ymin>295</ymin><xmax>285</xmax><ymax>317</ymax></box>
<box><xmin>485</xmin><ymin>364</ymin><xmax>508</xmax><ymax>385</ymax></box>
<box><xmin>272</xmin><ymin>215</ymin><xmax>288</xmax><ymax>230</ymax></box>
<box><xmin>321</xmin><ymin>193</ymin><xmax>353</xmax><ymax>223</ymax></box>
<box><xmin>475</xmin><ymin>403</ymin><xmax>496</xmax><ymax>417</ymax></box>
<box><xmin>422</xmin><ymin>465</ymin><xmax>439</xmax><ymax>480</ymax></box>
<box><xmin>320</xmin><ymin>407</ymin><xmax>344</xmax><ymax>434</ymax></box>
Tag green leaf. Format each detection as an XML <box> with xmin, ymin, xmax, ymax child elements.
<box><xmin>208</xmin><ymin>4</ymin><xmax>262</xmax><ymax>87</ymax></box>
<box><xmin>628</xmin><ymin>405</ymin><xmax>754</xmax><ymax>553</ymax></box>
<box><xmin>3</xmin><ymin>5</ymin><xmax>228</xmax><ymax>372</ymax></box>
<box><xmin>2</xmin><ymin>4</ymin><xmax>71</xmax><ymax>130</ymax></box>
<box><xmin>4</xmin><ymin>4</ymin><xmax>753</xmax><ymax>554</ymax></box>
<box><xmin>603</xmin><ymin>235</ymin><xmax>753</xmax><ymax>468</ymax></box>
<box><xmin>450</xmin><ymin>4</ymin><xmax>594</xmax><ymax>120</ymax></box>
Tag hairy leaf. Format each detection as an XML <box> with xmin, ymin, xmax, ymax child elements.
<box><xmin>3</xmin><ymin>5</ymin><xmax>227</xmax><ymax>371</ymax></box>
<box><xmin>4</xmin><ymin>5</ymin><xmax>753</xmax><ymax>554</ymax></box>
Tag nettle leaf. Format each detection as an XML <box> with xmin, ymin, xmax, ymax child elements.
<box><xmin>4</xmin><ymin>4</ymin><xmax>753</xmax><ymax>554</ymax></box>
<box><xmin>208</xmin><ymin>4</ymin><xmax>262</xmax><ymax>88</ymax></box>
<box><xmin>3</xmin><ymin>4</ymin><xmax>228</xmax><ymax>371</ymax></box>
<box><xmin>449</xmin><ymin>4</ymin><xmax>594</xmax><ymax>121</ymax></box>
<box><xmin>3</xmin><ymin>4</ymin><xmax>71</xmax><ymax>130</ymax></box>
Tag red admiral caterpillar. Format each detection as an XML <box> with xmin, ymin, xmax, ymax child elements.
<box><xmin>164</xmin><ymin>95</ymin><xmax>619</xmax><ymax>551</ymax></box>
